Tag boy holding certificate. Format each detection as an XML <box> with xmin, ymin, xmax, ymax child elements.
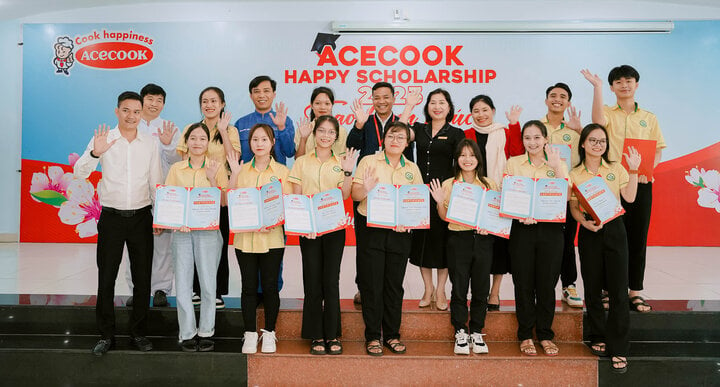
<box><xmin>504</xmin><ymin>120</ymin><xmax>568</xmax><ymax>357</ymax></box>
<box><xmin>582</xmin><ymin>66</ymin><xmax>666</xmax><ymax>313</ymax></box>
<box><xmin>164</xmin><ymin>123</ymin><xmax>228</xmax><ymax>352</ymax></box>
<box><xmin>428</xmin><ymin>139</ymin><xmax>498</xmax><ymax>355</ymax></box>
<box><xmin>351</xmin><ymin>121</ymin><xmax>423</xmax><ymax>356</ymax></box>
<box><xmin>569</xmin><ymin>124</ymin><xmax>641</xmax><ymax>373</ymax></box>
<box><xmin>288</xmin><ymin>116</ymin><xmax>359</xmax><ymax>355</ymax></box>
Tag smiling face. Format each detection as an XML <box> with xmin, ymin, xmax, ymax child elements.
<box><xmin>250</xmin><ymin>126</ymin><xmax>274</xmax><ymax>158</ymax></box>
<box><xmin>610</xmin><ymin>77</ymin><xmax>639</xmax><ymax>99</ymax></box>
<box><xmin>457</xmin><ymin>145</ymin><xmax>479</xmax><ymax>173</ymax></box>
<box><xmin>545</xmin><ymin>87</ymin><xmax>570</xmax><ymax>114</ymax></box>
<box><xmin>115</xmin><ymin>99</ymin><xmax>143</xmax><ymax>131</ymax></box>
<box><xmin>582</xmin><ymin>128</ymin><xmax>608</xmax><ymax>158</ymax></box>
<box><xmin>372</xmin><ymin>86</ymin><xmax>395</xmax><ymax>118</ymax></box>
<box><xmin>142</xmin><ymin>94</ymin><xmax>165</xmax><ymax>120</ymax></box>
<box><xmin>250</xmin><ymin>80</ymin><xmax>276</xmax><ymax>113</ymax></box>
<box><xmin>200</xmin><ymin>89</ymin><xmax>224</xmax><ymax>120</ymax></box>
<box><xmin>55</xmin><ymin>44</ymin><xmax>71</xmax><ymax>59</ymax></box>
<box><xmin>186</xmin><ymin>127</ymin><xmax>209</xmax><ymax>157</ymax></box>
<box><xmin>471</xmin><ymin>100</ymin><xmax>495</xmax><ymax>126</ymax></box>
<box><xmin>313</xmin><ymin>119</ymin><xmax>338</xmax><ymax>149</ymax></box>
<box><xmin>383</xmin><ymin>127</ymin><xmax>408</xmax><ymax>156</ymax></box>
<box><xmin>522</xmin><ymin>124</ymin><xmax>548</xmax><ymax>156</ymax></box>
<box><xmin>427</xmin><ymin>93</ymin><xmax>450</xmax><ymax>122</ymax></box>
<box><xmin>311</xmin><ymin>92</ymin><xmax>333</xmax><ymax>118</ymax></box>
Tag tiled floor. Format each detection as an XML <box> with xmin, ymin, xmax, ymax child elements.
<box><xmin>0</xmin><ymin>243</ymin><xmax>718</xmax><ymax>301</ymax></box>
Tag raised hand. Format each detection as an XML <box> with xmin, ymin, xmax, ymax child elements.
<box><xmin>362</xmin><ymin>165</ymin><xmax>378</xmax><ymax>193</ymax></box>
<box><xmin>297</xmin><ymin>117</ymin><xmax>313</xmax><ymax>139</ymax></box>
<box><xmin>581</xmin><ymin>69</ymin><xmax>603</xmax><ymax>88</ymax></box>
<box><xmin>225</xmin><ymin>149</ymin><xmax>243</xmax><ymax>175</ymax></box>
<box><xmin>205</xmin><ymin>159</ymin><xmax>220</xmax><ymax>183</ymax></box>
<box><xmin>157</xmin><ymin>120</ymin><xmax>178</xmax><ymax>145</ymax></box>
<box><xmin>405</xmin><ymin>89</ymin><xmax>422</xmax><ymax>108</ymax></box>
<box><xmin>428</xmin><ymin>178</ymin><xmax>445</xmax><ymax>204</ymax></box>
<box><xmin>505</xmin><ymin>105</ymin><xmax>523</xmax><ymax>125</ymax></box>
<box><xmin>269</xmin><ymin>102</ymin><xmax>288</xmax><ymax>130</ymax></box>
<box><xmin>624</xmin><ymin>146</ymin><xmax>642</xmax><ymax>171</ymax></box>
<box><xmin>341</xmin><ymin>148</ymin><xmax>360</xmax><ymax>172</ymax></box>
<box><xmin>564</xmin><ymin>105</ymin><xmax>582</xmax><ymax>132</ymax></box>
<box><xmin>351</xmin><ymin>99</ymin><xmax>369</xmax><ymax>128</ymax></box>
<box><xmin>218</xmin><ymin>111</ymin><xmax>232</xmax><ymax>133</ymax></box>
<box><xmin>545</xmin><ymin>144</ymin><xmax>562</xmax><ymax>170</ymax></box>
<box><xmin>92</xmin><ymin>124</ymin><xmax>117</xmax><ymax>156</ymax></box>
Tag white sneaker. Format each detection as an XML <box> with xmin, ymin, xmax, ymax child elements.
<box><xmin>562</xmin><ymin>285</ymin><xmax>584</xmax><ymax>308</ymax></box>
<box><xmin>260</xmin><ymin>329</ymin><xmax>277</xmax><ymax>353</ymax></box>
<box><xmin>454</xmin><ymin>329</ymin><xmax>470</xmax><ymax>355</ymax></box>
<box><xmin>470</xmin><ymin>332</ymin><xmax>489</xmax><ymax>354</ymax></box>
<box><xmin>242</xmin><ymin>331</ymin><xmax>258</xmax><ymax>354</ymax></box>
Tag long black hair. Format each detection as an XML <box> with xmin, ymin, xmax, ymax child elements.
<box><xmin>577</xmin><ymin>123</ymin><xmax>612</xmax><ymax>167</ymax></box>
<box><xmin>199</xmin><ymin>86</ymin><xmax>226</xmax><ymax>144</ymax></box>
<box><xmin>453</xmin><ymin>139</ymin><xmax>490</xmax><ymax>188</ymax></box>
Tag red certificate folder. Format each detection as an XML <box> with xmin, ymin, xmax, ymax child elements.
<box><xmin>621</xmin><ymin>138</ymin><xmax>656</xmax><ymax>180</ymax></box>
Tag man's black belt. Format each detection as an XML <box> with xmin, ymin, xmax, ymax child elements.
<box><xmin>102</xmin><ymin>205</ymin><xmax>152</xmax><ymax>217</ymax></box>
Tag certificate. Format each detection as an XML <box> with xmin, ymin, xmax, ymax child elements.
<box><xmin>284</xmin><ymin>188</ymin><xmax>347</xmax><ymax>236</ymax></box>
<box><xmin>573</xmin><ymin>176</ymin><xmax>625</xmax><ymax>225</ymax></box>
<box><xmin>500</xmin><ymin>176</ymin><xmax>568</xmax><ymax>222</ymax></box>
<box><xmin>477</xmin><ymin>190</ymin><xmax>512</xmax><ymax>239</ymax></box>
<box><xmin>550</xmin><ymin>144</ymin><xmax>573</xmax><ymax>171</ymax></box>
<box><xmin>621</xmin><ymin>138</ymin><xmax>657</xmax><ymax>180</ymax></box>
<box><xmin>153</xmin><ymin>185</ymin><xmax>221</xmax><ymax>230</ymax></box>
<box><xmin>227</xmin><ymin>180</ymin><xmax>285</xmax><ymax>233</ymax></box>
<box><xmin>446</xmin><ymin>181</ymin><xmax>511</xmax><ymax>238</ymax></box>
<box><xmin>367</xmin><ymin>183</ymin><xmax>430</xmax><ymax>229</ymax></box>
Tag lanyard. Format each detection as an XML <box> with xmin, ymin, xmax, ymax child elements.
<box><xmin>373</xmin><ymin>114</ymin><xmax>396</xmax><ymax>148</ymax></box>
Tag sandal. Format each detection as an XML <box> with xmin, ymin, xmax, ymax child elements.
<box><xmin>365</xmin><ymin>340</ymin><xmax>383</xmax><ymax>356</ymax></box>
<box><xmin>601</xmin><ymin>291</ymin><xmax>610</xmax><ymax>311</ymax></box>
<box><xmin>310</xmin><ymin>340</ymin><xmax>326</xmax><ymax>355</ymax></box>
<box><xmin>629</xmin><ymin>296</ymin><xmax>652</xmax><ymax>312</ymax></box>
<box><xmin>383</xmin><ymin>339</ymin><xmax>407</xmax><ymax>354</ymax></box>
<box><xmin>589</xmin><ymin>342</ymin><xmax>607</xmax><ymax>357</ymax></box>
<box><xmin>611</xmin><ymin>356</ymin><xmax>628</xmax><ymax>374</ymax></box>
<box><xmin>540</xmin><ymin>340</ymin><xmax>559</xmax><ymax>356</ymax></box>
<box><xmin>519</xmin><ymin>339</ymin><xmax>537</xmax><ymax>356</ymax></box>
<box><xmin>326</xmin><ymin>339</ymin><xmax>343</xmax><ymax>355</ymax></box>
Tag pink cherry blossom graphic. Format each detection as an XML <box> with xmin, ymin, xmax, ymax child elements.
<box><xmin>58</xmin><ymin>178</ymin><xmax>102</xmax><ymax>237</ymax></box>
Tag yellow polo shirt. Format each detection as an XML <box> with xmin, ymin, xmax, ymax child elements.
<box><xmin>570</xmin><ymin>161</ymin><xmax>629</xmax><ymax>210</ymax></box>
<box><xmin>294</xmin><ymin>121</ymin><xmax>348</xmax><ymax>156</ymax></box>
<box><xmin>288</xmin><ymin>151</ymin><xmax>345</xmax><ymax>195</ymax></box>
<box><xmin>542</xmin><ymin>116</ymin><xmax>580</xmax><ymax>168</ymax></box>
<box><xmin>440</xmin><ymin>176</ymin><xmax>498</xmax><ymax>232</ymax></box>
<box><xmin>504</xmin><ymin>153</ymin><xmax>569</xmax><ymax>179</ymax></box>
<box><xmin>602</xmin><ymin>103</ymin><xmax>666</xmax><ymax>164</ymax></box>
<box><xmin>165</xmin><ymin>157</ymin><xmax>229</xmax><ymax>188</ymax></box>
<box><xmin>353</xmin><ymin>152</ymin><xmax>423</xmax><ymax>216</ymax></box>
<box><xmin>177</xmin><ymin>122</ymin><xmax>241</xmax><ymax>164</ymax></box>
<box><xmin>231</xmin><ymin>157</ymin><xmax>290</xmax><ymax>253</ymax></box>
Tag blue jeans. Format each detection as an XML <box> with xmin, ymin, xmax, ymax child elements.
<box><xmin>172</xmin><ymin>230</ymin><xmax>222</xmax><ymax>340</ymax></box>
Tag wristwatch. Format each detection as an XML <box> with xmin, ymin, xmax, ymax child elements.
<box><xmin>343</xmin><ymin>170</ymin><xmax>352</xmax><ymax>177</ymax></box>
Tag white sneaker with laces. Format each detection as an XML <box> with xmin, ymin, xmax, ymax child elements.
<box><xmin>454</xmin><ymin>329</ymin><xmax>470</xmax><ymax>355</ymax></box>
<box><xmin>260</xmin><ymin>329</ymin><xmax>277</xmax><ymax>353</ymax></box>
<box><xmin>242</xmin><ymin>331</ymin><xmax>258</xmax><ymax>354</ymax></box>
<box><xmin>470</xmin><ymin>332</ymin><xmax>489</xmax><ymax>354</ymax></box>
<box><xmin>562</xmin><ymin>285</ymin><xmax>584</xmax><ymax>308</ymax></box>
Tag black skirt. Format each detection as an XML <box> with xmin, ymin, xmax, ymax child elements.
<box><xmin>409</xmin><ymin>198</ymin><xmax>448</xmax><ymax>269</ymax></box>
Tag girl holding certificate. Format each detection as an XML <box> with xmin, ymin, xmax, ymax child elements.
<box><xmin>227</xmin><ymin>123</ymin><xmax>290</xmax><ymax>354</ymax></box>
<box><xmin>166</xmin><ymin>122</ymin><xmax>228</xmax><ymax>352</ymax></box>
<box><xmin>504</xmin><ymin>120</ymin><xmax>567</xmax><ymax>357</ymax></box>
<box><xmin>569</xmin><ymin>124</ymin><xmax>640</xmax><ymax>374</ymax></box>
<box><xmin>177</xmin><ymin>86</ymin><xmax>241</xmax><ymax>309</ymax></box>
<box><xmin>351</xmin><ymin>121</ymin><xmax>423</xmax><ymax>356</ymax></box>
<box><xmin>465</xmin><ymin>95</ymin><xmax>524</xmax><ymax>312</ymax></box>
<box><xmin>294</xmin><ymin>87</ymin><xmax>348</xmax><ymax>158</ymax></box>
<box><xmin>428</xmin><ymin>139</ymin><xmax>497</xmax><ymax>355</ymax></box>
<box><xmin>288</xmin><ymin>115</ymin><xmax>359</xmax><ymax>355</ymax></box>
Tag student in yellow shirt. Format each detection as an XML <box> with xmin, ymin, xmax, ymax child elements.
<box><xmin>177</xmin><ymin>86</ymin><xmax>241</xmax><ymax>309</ymax></box>
<box><xmin>582</xmin><ymin>66</ymin><xmax>666</xmax><ymax>313</ymax></box>
<box><xmin>504</xmin><ymin>120</ymin><xmax>568</xmax><ymax>357</ymax></box>
<box><xmin>351</xmin><ymin>121</ymin><xmax>423</xmax><ymax>356</ymax></box>
<box><xmin>569</xmin><ymin>123</ymin><xmax>641</xmax><ymax>374</ymax></box>
<box><xmin>289</xmin><ymin>115</ymin><xmax>359</xmax><ymax>355</ymax></box>
<box><xmin>294</xmin><ymin>87</ymin><xmax>348</xmax><ymax>158</ymax></box>
<box><xmin>227</xmin><ymin>124</ymin><xmax>290</xmax><ymax>355</ymax></box>
<box><xmin>428</xmin><ymin>139</ymin><xmax>496</xmax><ymax>355</ymax></box>
<box><xmin>165</xmin><ymin>122</ymin><xmax>228</xmax><ymax>353</ymax></box>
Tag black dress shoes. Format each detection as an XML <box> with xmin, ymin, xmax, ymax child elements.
<box><xmin>198</xmin><ymin>337</ymin><xmax>215</xmax><ymax>352</ymax></box>
<box><xmin>153</xmin><ymin>290</ymin><xmax>168</xmax><ymax>307</ymax></box>
<box><xmin>180</xmin><ymin>337</ymin><xmax>198</xmax><ymax>352</ymax></box>
<box><xmin>92</xmin><ymin>338</ymin><xmax>114</xmax><ymax>356</ymax></box>
<box><xmin>130</xmin><ymin>336</ymin><xmax>153</xmax><ymax>351</ymax></box>
<box><xmin>125</xmin><ymin>296</ymin><xmax>134</xmax><ymax>307</ymax></box>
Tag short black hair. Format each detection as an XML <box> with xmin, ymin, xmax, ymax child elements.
<box><xmin>545</xmin><ymin>82</ymin><xmax>572</xmax><ymax>101</ymax></box>
<box><xmin>469</xmin><ymin>95</ymin><xmax>495</xmax><ymax>111</ymax></box>
<box><xmin>249</xmin><ymin>75</ymin><xmax>277</xmax><ymax>93</ymax></box>
<box><xmin>521</xmin><ymin>120</ymin><xmax>548</xmax><ymax>138</ymax></box>
<box><xmin>423</xmin><ymin>88</ymin><xmax>454</xmax><ymax>124</ymax></box>
<box><xmin>117</xmin><ymin>91</ymin><xmax>142</xmax><ymax>107</ymax></box>
<box><xmin>140</xmin><ymin>83</ymin><xmax>166</xmax><ymax>100</ymax></box>
<box><xmin>372</xmin><ymin>82</ymin><xmax>394</xmax><ymax>95</ymax></box>
<box><xmin>608</xmin><ymin>65</ymin><xmax>640</xmax><ymax>85</ymax></box>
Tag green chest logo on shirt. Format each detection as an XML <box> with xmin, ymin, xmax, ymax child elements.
<box><xmin>333</xmin><ymin>166</ymin><xmax>342</xmax><ymax>173</ymax></box>
<box><xmin>405</xmin><ymin>172</ymin><xmax>413</xmax><ymax>180</ymax></box>
<box><xmin>562</xmin><ymin>134</ymin><xmax>571</xmax><ymax>142</ymax></box>
<box><xmin>606</xmin><ymin>173</ymin><xmax>616</xmax><ymax>181</ymax></box>
<box><xmin>546</xmin><ymin>170</ymin><xmax>555</xmax><ymax>177</ymax></box>
<box><xmin>639</xmin><ymin>120</ymin><xmax>647</xmax><ymax>127</ymax></box>
<box><xmin>270</xmin><ymin>176</ymin><xmax>279</xmax><ymax>182</ymax></box>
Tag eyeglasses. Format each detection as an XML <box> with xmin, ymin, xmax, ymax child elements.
<box><xmin>588</xmin><ymin>138</ymin><xmax>607</xmax><ymax>146</ymax></box>
<box><xmin>315</xmin><ymin>128</ymin><xmax>337</xmax><ymax>137</ymax></box>
<box><xmin>385</xmin><ymin>135</ymin><xmax>407</xmax><ymax>143</ymax></box>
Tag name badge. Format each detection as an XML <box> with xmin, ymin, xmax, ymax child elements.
<box><xmin>438</xmin><ymin>136</ymin><xmax>448</xmax><ymax>140</ymax></box>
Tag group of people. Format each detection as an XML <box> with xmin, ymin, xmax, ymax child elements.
<box><xmin>74</xmin><ymin>65</ymin><xmax>664</xmax><ymax>374</ymax></box>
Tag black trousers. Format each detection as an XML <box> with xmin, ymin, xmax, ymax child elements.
<box><xmin>194</xmin><ymin>206</ymin><xmax>229</xmax><ymax>297</ymax></box>
<box><xmin>300</xmin><ymin>230</ymin><xmax>345</xmax><ymax>340</ymax></box>
<box><xmin>578</xmin><ymin>216</ymin><xmax>630</xmax><ymax>357</ymax></box>
<box><xmin>621</xmin><ymin>183</ymin><xmax>653</xmax><ymax>291</ymax></box>
<box><xmin>96</xmin><ymin>206</ymin><xmax>153</xmax><ymax>339</ymax></box>
<box><xmin>447</xmin><ymin>231</ymin><xmax>494</xmax><ymax>333</ymax></box>
<box><xmin>356</xmin><ymin>215</ymin><xmax>411</xmax><ymax>342</ymax></box>
<box><xmin>509</xmin><ymin>221</ymin><xmax>563</xmax><ymax>341</ymax></box>
<box><xmin>560</xmin><ymin>202</ymin><xmax>579</xmax><ymax>288</ymax></box>
<box><xmin>236</xmin><ymin>248</ymin><xmax>284</xmax><ymax>332</ymax></box>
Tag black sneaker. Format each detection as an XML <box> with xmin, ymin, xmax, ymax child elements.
<box><xmin>153</xmin><ymin>290</ymin><xmax>168</xmax><ymax>307</ymax></box>
<box><xmin>125</xmin><ymin>296</ymin><xmax>134</xmax><ymax>307</ymax></box>
<box><xmin>198</xmin><ymin>337</ymin><xmax>215</xmax><ymax>352</ymax></box>
<box><xmin>130</xmin><ymin>336</ymin><xmax>153</xmax><ymax>352</ymax></box>
<box><xmin>92</xmin><ymin>338</ymin><xmax>114</xmax><ymax>356</ymax></box>
<box><xmin>180</xmin><ymin>337</ymin><xmax>198</xmax><ymax>352</ymax></box>
<box><xmin>216</xmin><ymin>296</ymin><xmax>225</xmax><ymax>309</ymax></box>
<box><xmin>192</xmin><ymin>293</ymin><xmax>201</xmax><ymax>306</ymax></box>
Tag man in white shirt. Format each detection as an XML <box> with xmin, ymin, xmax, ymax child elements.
<box><xmin>74</xmin><ymin>91</ymin><xmax>163</xmax><ymax>356</ymax></box>
<box><xmin>125</xmin><ymin>83</ymin><xmax>180</xmax><ymax>308</ymax></box>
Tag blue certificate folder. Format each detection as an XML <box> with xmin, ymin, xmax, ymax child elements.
<box><xmin>153</xmin><ymin>185</ymin><xmax>221</xmax><ymax>230</ymax></box>
<box><xmin>283</xmin><ymin>188</ymin><xmax>347</xmax><ymax>236</ymax></box>
<box><xmin>366</xmin><ymin>183</ymin><xmax>430</xmax><ymax>229</ymax></box>
<box><xmin>227</xmin><ymin>181</ymin><xmax>284</xmax><ymax>232</ymax></box>
<box><xmin>500</xmin><ymin>176</ymin><xmax>568</xmax><ymax>222</ymax></box>
<box><xmin>446</xmin><ymin>181</ymin><xmax>512</xmax><ymax>238</ymax></box>
<box><xmin>573</xmin><ymin>176</ymin><xmax>625</xmax><ymax>225</ymax></box>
